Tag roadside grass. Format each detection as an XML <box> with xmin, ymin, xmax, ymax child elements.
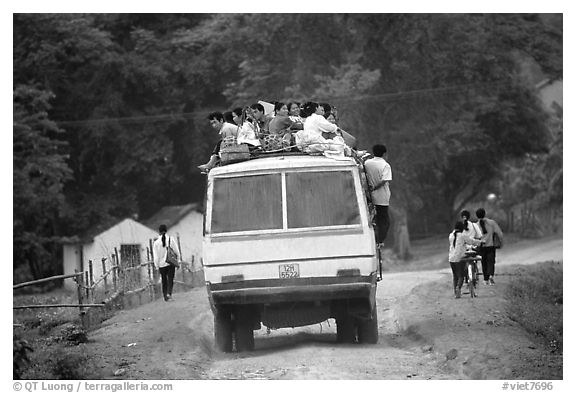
<box><xmin>501</xmin><ymin>261</ymin><xmax>563</xmax><ymax>353</ymax></box>
<box><xmin>13</xmin><ymin>288</ymin><xmax>95</xmax><ymax>379</ymax></box>
<box><xmin>14</xmin><ymin>288</ymin><xmax>79</xmax><ymax>334</ymax></box>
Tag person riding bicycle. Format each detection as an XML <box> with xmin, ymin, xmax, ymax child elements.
<box><xmin>449</xmin><ymin>221</ymin><xmax>482</xmax><ymax>299</ymax></box>
<box><xmin>460</xmin><ymin>210</ymin><xmax>483</xmax><ymax>284</ymax></box>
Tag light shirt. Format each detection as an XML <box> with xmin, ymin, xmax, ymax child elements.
<box><xmin>462</xmin><ymin>221</ymin><xmax>482</xmax><ymax>251</ymax></box>
<box><xmin>364</xmin><ymin>157</ymin><xmax>392</xmax><ymax>206</ymax></box>
<box><xmin>448</xmin><ymin>231</ymin><xmax>481</xmax><ymax>263</ymax></box>
<box><xmin>219</xmin><ymin>122</ymin><xmax>239</xmax><ymax>139</ymax></box>
<box><xmin>294</xmin><ymin>113</ymin><xmax>344</xmax><ymax>153</ymax></box>
<box><xmin>237</xmin><ymin>121</ymin><xmax>262</xmax><ymax>146</ymax></box>
<box><xmin>463</xmin><ymin>221</ymin><xmax>482</xmax><ymax>239</ymax></box>
<box><xmin>303</xmin><ymin>113</ymin><xmax>338</xmax><ymax>136</ymax></box>
<box><xmin>479</xmin><ymin>218</ymin><xmax>504</xmax><ymax>247</ymax></box>
<box><xmin>153</xmin><ymin>234</ymin><xmax>180</xmax><ymax>269</ymax></box>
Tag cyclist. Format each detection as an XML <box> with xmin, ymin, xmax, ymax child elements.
<box><xmin>449</xmin><ymin>221</ymin><xmax>482</xmax><ymax>299</ymax></box>
<box><xmin>461</xmin><ymin>210</ymin><xmax>483</xmax><ymax>284</ymax></box>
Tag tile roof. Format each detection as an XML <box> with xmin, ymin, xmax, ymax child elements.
<box><xmin>143</xmin><ymin>203</ymin><xmax>202</xmax><ymax>231</ymax></box>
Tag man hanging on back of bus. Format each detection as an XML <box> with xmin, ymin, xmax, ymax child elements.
<box><xmin>364</xmin><ymin>144</ymin><xmax>392</xmax><ymax>249</ymax></box>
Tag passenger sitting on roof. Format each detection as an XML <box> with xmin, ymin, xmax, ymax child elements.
<box><xmin>326</xmin><ymin>112</ymin><xmax>337</xmax><ymax>124</ymax></box>
<box><xmin>231</xmin><ymin>107</ymin><xmax>243</xmax><ymax>126</ymax></box>
<box><xmin>237</xmin><ymin>107</ymin><xmax>263</xmax><ymax>148</ymax></box>
<box><xmin>319</xmin><ymin>102</ymin><xmax>332</xmax><ymax>119</ymax></box>
<box><xmin>268</xmin><ymin>102</ymin><xmax>303</xmax><ymax>146</ymax></box>
<box><xmin>318</xmin><ymin>102</ymin><xmax>357</xmax><ymax>148</ymax></box>
<box><xmin>294</xmin><ymin>101</ymin><xmax>349</xmax><ymax>155</ymax></box>
<box><xmin>223</xmin><ymin>111</ymin><xmax>235</xmax><ymax>125</ymax></box>
<box><xmin>198</xmin><ymin>111</ymin><xmax>241</xmax><ymax>173</ymax></box>
<box><xmin>288</xmin><ymin>101</ymin><xmax>304</xmax><ymax>129</ymax></box>
<box><xmin>249</xmin><ymin>103</ymin><xmax>271</xmax><ymax>136</ymax></box>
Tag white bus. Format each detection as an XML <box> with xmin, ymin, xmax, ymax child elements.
<box><xmin>202</xmin><ymin>154</ymin><xmax>379</xmax><ymax>352</ymax></box>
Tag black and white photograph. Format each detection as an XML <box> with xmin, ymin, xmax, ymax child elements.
<box><xmin>10</xmin><ymin>5</ymin><xmax>566</xmax><ymax>387</ymax></box>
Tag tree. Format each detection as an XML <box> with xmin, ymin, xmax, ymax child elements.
<box><xmin>13</xmin><ymin>13</ymin><xmax>561</xmax><ymax>268</ymax></box>
<box><xmin>13</xmin><ymin>85</ymin><xmax>72</xmax><ymax>280</ymax></box>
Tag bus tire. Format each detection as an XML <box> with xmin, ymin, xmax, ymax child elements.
<box><xmin>214</xmin><ymin>309</ymin><xmax>233</xmax><ymax>353</ymax></box>
<box><xmin>336</xmin><ymin>314</ymin><xmax>357</xmax><ymax>344</ymax></box>
<box><xmin>357</xmin><ymin>306</ymin><xmax>378</xmax><ymax>344</ymax></box>
<box><xmin>235</xmin><ymin>310</ymin><xmax>255</xmax><ymax>352</ymax></box>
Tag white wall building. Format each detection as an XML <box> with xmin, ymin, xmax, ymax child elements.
<box><xmin>62</xmin><ymin>218</ymin><xmax>158</xmax><ymax>290</ymax></box>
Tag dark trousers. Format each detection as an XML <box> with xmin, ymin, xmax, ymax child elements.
<box><xmin>159</xmin><ymin>265</ymin><xmax>176</xmax><ymax>300</ymax></box>
<box><xmin>374</xmin><ymin>205</ymin><xmax>390</xmax><ymax>243</ymax></box>
<box><xmin>479</xmin><ymin>246</ymin><xmax>496</xmax><ymax>281</ymax></box>
<box><xmin>450</xmin><ymin>262</ymin><xmax>466</xmax><ymax>290</ymax></box>
<box><xmin>212</xmin><ymin>139</ymin><xmax>223</xmax><ymax>155</ymax></box>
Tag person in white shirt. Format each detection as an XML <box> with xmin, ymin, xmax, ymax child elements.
<box><xmin>460</xmin><ymin>209</ymin><xmax>483</xmax><ymax>285</ymax></box>
<box><xmin>364</xmin><ymin>144</ymin><xmax>392</xmax><ymax>248</ymax></box>
<box><xmin>449</xmin><ymin>221</ymin><xmax>482</xmax><ymax>298</ymax></box>
<box><xmin>198</xmin><ymin>111</ymin><xmax>241</xmax><ymax>173</ymax></box>
<box><xmin>294</xmin><ymin>101</ymin><xmax>347</xmax><ymax>154</ymax></box>
<box><xmin>461</xmin><ymin>210</ymin><xmax>483</xmax><ymax>241</ymax></box>
<box><xmin>237</xmin><ymin>106</ymin><xmax>263</xmax><ymax>147</ymax></box>
<box><xmin>153</xmin><ymin>224</ymin><xmax>180</xmax><ymax>301</ymax></box>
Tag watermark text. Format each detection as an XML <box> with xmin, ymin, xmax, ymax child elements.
<box><xmin>502</xmin><ymin>382</ymin><xmax>554</xmax><ymax>391</ymax></box>
<box><xmin>14</xmin><ymin>382</ymin><xmax>173</xmax><ymax>393</ymax></box>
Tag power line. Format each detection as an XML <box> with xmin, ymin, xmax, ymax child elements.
<box><xmin>54</xmin><ymin>80</ymin><xmax>509</xmax><ymax>128</ymax></box>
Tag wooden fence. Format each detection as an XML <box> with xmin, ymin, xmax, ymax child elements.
<box><xmin>13</xmin><ymin>242</ymin><xmax>205</xmax><ymax>329</ymax></box>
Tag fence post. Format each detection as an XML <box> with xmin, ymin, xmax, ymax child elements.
<box><xmin>88</xmin><ymin>260</ymin><xmax>94</xmax><ymax>303</ymax></box>
<box><xmin>148</xmin><ymin>239</ymin><xmax>156</xmax><ymax>295</ymax></box>
<box><xmin>75</xmin><ymin>269</ymin><xmax>86</xmax><ymax>329</ymax></box>
<box><xmin>176</xmin><ymin>235</ymin><xmax>185</xmax><ymax>285</ymax></box>
<box><xmin>111</xmin><ymin>254</ymin><xmax>118</xmax><ymax>293</ymax></box>
<box><xmin>147</xmin><ymin>251</ymin><xmax>154</xmax><ymax>302</ymax></box>
<box><xmin>84</xmin><ymin>270</ymin><xmax>90</xmax><ymax>303</ymax></box>
<box><xmin>102</xmin><ymin>258</ymin><xmax>109</xmax><ymax>296</ymax></box>
<box><xmin>114</xmin><ymin>247</ymin><xmax>123</xmax><ymax>293</ymax></box>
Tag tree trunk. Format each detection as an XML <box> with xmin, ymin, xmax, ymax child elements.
<box><xmin>390</xmin><ymin>206</ymin><xmax>412</xmax><ymax>260</ymax></box>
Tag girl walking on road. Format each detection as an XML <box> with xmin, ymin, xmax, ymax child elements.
<box><xmin>153</xmin><ymin>224</ymin><xmax>180</xmax><ymax>301</ymax></box>
<box><xmin>449</xmin><ymin>221</ymin><xmax>481</xmax><ymax>298</ymax></box>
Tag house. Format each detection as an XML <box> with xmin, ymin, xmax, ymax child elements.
<box><xmin>62</xmin><ymin>218</ymin><xmax>158</xmax><ymax>290</ymax></box>
<box><xmin>143</xmin><ymin>203</ymin><xmax>204</xmax><ymax>269</ymax></box>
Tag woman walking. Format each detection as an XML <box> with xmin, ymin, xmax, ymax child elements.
<box><xmin>476</xmin><ymin>208</ymin><xmax>504</xmax><ymax>285</ymax></box>
<box><xmin>153</xmin><ymin>224</ymin><xmax>180</xmax><ymax>301</ymax></box>
<box><xmin>449</xmin><ymin>221</ymin><xmax>481</xmax><ymax>298</ymax></box>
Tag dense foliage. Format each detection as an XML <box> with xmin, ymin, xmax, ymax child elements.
<box><xmin>13</xmin><ymin>13</ymin><xmax>562</xmax><ymax>278</ymax></box>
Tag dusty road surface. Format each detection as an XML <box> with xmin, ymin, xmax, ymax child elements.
<box><xmin>86</xmin><ymin>236</ymin><xmax>562</xmax><ymax>380</ymax></box>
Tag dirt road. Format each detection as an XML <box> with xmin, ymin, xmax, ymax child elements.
<box><xmin>86</xmin><ymin>237</ymin><xmax>562</xmax><ymax>380</ymax></box>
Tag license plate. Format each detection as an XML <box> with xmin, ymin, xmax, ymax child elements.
<box><xmin>279</xmin><ymin>263</ymin><xmax>300</xmax><ymax>279</ymax></box>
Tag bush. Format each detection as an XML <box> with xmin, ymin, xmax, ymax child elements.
<box><xmin>13</xmin><ymin>333</ymin><xmax>33</xmax><ymax>379</ymax></box>
<box><xmin>505</xmin><ymin>261</ymin><xmax>563</xmax><ymax>352</ymax></box>
<box><xmin>56</xmin><ymin>323</ymin><xmax>88</xmax><ymax>345</ymax></box>
<box><xmin>19</xmin><ymin>346</ymin><xmax>100</xmax><ymax>380</ymax></box>
<box><xmin>50</xmin><ymin>350</ymin><xmax>94</xmax><ymax>379</ymax></box>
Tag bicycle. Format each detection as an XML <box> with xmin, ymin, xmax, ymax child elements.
<box><xmin>462</xmin><ymin>252</ymin><xmax>481</xmax><ymax>298</ymax></box>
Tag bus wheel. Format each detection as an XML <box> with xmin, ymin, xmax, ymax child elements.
<box><xmin>336</xmin><ymin>314</ymin><xmax>357</xmax><ymax>344</ymax></box>
<box><xmin>214</xmin><ymin>309</ymin><xmax>233</xmax><ymax>353</ymax></box>
<box><xmin>235</xmin><ymin>309</ymin><xmax>255</xmax><ymax>352</ymax></box>
<box><xmin>357</xmin><ymin>306</ymin><xmax>378</xmax><ymax>344</ymax></box>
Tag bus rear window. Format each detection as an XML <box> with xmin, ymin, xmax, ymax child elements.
<box><xmin>286</xmin><ymin>170</ymin><xmax>360</xmax><ymax>228</ymax></box>
<box><xmin>211</xmin><ymin>174</ymin><xmax>283</xmax><ymax>233</ymax></box>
